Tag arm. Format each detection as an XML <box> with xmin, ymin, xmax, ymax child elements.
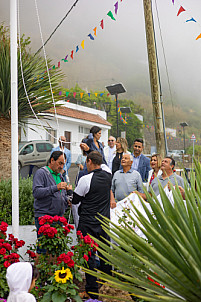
<box><xmin>136</xmin><ymin>173</ymin><xmax>144</xmax><ymax>194</ymax></box>
<box><xmin>65</xmin><ymin>149</ymin><xmax>71</xmax><ymax>171</ymax></box>
<box><xmin>110</xmin><ymin>190</ymin><xmax>116</xmax><ymax>209</ymax></box>
<box><xmin>33</xmin><ymin>170</ymin><xmax>58</xmax><ymax>199</ymax></box>
<box><xmin>144</xmin><ymin>157</ymin><xmax>151</xmax><ymax>182</ymax></box>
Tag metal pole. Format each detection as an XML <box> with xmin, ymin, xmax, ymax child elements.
<box><xmin>115</xmin><ymin>94</ymin><xmax>119</xmax><ymax>137</ymax></box>
<box><xmin>10</xmin><ymin>0</ymin><xmax>19</xmax><ymax>237</ymax></box>
<box><xmin>183</xmin><ymin>127</ymin><xmax>185</xmax><ymax>154</ymax></box>
<box><xmin>143</xmin><ymin>0</ymin><xmax>166</xmax><ymax>158</ymax></box>
<box><xmin>192</xmin><ymin>140</ymin><xmax>195</xmax><ymax>164</ymax></box>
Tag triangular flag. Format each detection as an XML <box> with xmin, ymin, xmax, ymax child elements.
<box><xmin>186</xmin><ymin>18</ymin><xmax>196</xmax><ymax>23</ymax></box>
<box><xmin>172</xmin><ymin>0</ymin><xmax>174</xmax><ymax>4</ymax></box>
<box><xmin>70</xmin><ymin>50</ymin><xmax>74</xmax><ymax>59</ymax></box>
<box><xmin>196</xmin><ymin>33</ymin><xmax>201</xmax><ymax>40</ymax></box>
<box><xmin>52</xmin><ymin>65</ymin><xmax>55</xmax><ymax>69</ymax></box>
<box><xmin>114</xmin><ymin>2</ymin><xmax>118</xmax><ymax>15</ymax></box>
<box><xmin>95</xmin><ymin>93</ymin><xmax>98</xmax><ymax>97</ymax></box>
<box><xmin>81</xmin><ymin>40</ymin><xmax>85</xmax><ymax>49</ymax></box>
<box><xmin>100</xmin><ymin>93</ymin><xmax>104</xmax><ymax>96</ymax></box>
<box><xmin>62</xmin><ymin>58</ymin><xmax>68</xmax><ymax>62</ymax></box>
<box><xmin>107</xmin><ymin>11</ymin><xmax>116</xmax><ymax>21</ymax></box>
<box><xmin>177</xmin><ymin>6</ymin><xmax>186</xmax><ymax>16</ymax></box>
<box><xmin>88</xmin><ymin>93</ymin><xmax>91</xmax><ymax>97</ymax></box>
<box><xmin>67</xmin><ymin>99</ymin><xmax>70</xmax><ymax>102</ymax></box>
<box><xmin>107</xmin><ymin>93</ymin><xmax>110</xmax><ymax>96</ymax></box>
<box><xmin>93</xmin><ymin>27</ymin><xmax>97</xmax><ymax>36</ymax></box>
<box><xmin>88</xmin><ymin>34</ymin><xmax>95</xmax><ymax>40</ymax></box>
<box><xmin>73</xmin><ymin>92</ymin><xmax>76</xmax><ymax>98</ymax></box>
<box><xmin>65</xmin><ymin>55</ymin><xmax>68</xmax><ymax>60</ymax></box>
<box><xmin>100</xmin><ymin>19</ymin><xmax>104</xmax><ymax>29</ymax></box>
<box><xmin>80</xmin><ymin>92</ymin><xmax>84</xmax><ymax>98</ymax></box>
<box><xmin>58</xmin><ymin>62</ymin><xmax>60</xmax><ymax>68</ymax></box>
<box><xmin>59</xmin><ymin>91</ymin><xmax>62</xmax><ymax>96</ymax></box>
<box><xmin>76</xmin><ymin>45</ymin><xmax>79</xmax><ymax>52</ymax></box>
<box><xmin>66</xmin><ymin>92</ymin><xmax>69</xmax><ymax>97</ymax></box>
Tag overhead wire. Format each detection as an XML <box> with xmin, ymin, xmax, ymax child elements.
<box><xmin>34</xmin><ymin>0</ymin><xmax>79</xmax><ymax>55</ymax></box>
<box><xmin>154</xmin><ymin>0</ymin><xmax>175</xmax><ymax>112</ymax></box>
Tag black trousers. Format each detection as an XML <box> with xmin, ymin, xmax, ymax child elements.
<box><xmin>78</xmin><ymin>222</ymin><xmax>112</xmax><ymax>299</ymax></box>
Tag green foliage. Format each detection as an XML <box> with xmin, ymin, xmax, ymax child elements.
<box><xmin>0</xmin><ymin>177</ymin><xmax>34</xmax><ymax>225</ymax></box>
<box><xmin>83</xmin><ymin>160</ymin><xmax>201</xmax><ymax>301</ymax></box>
<box><xmin>0</xmin><ymin>24</ymin><xmax>64</xmax><ymax>121</ymax></box>
<box><xmin>186</xmin><ymin>145</ymin><xmax>201</xmax><ymax>156</ymax></box>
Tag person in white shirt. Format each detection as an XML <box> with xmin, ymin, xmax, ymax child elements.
<box><xmin>104</xmin><ymin>136</ymin><xmax>116</xmax><ymax>171</ymax></box>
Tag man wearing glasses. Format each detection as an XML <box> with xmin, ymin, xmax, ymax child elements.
<box><xmin>104</xmin><ymin>136</ymin><xmax>116</xmax><ymax>171</ymax></box>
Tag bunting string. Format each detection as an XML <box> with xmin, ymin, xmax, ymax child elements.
<box><xmin>171</xmin><ymin>0</ymin><xmax>201</xmax><ymax>40</ymax></box>
<box><xmin>33</xmin><ymin>1</ymin><xmax>122</xmax><ymax>81</ymax></box>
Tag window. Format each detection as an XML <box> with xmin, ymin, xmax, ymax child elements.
<box><xmin>36</xmin><ymin>143</ymin><xmax>46</xmax><ymax>152</ymax></box>
<box><xmin>45</xmin><ymin>143</ymin><xmax>53</xmax><ymax>152</ymax></box>
<box><xmin>79</xmin><ymin>126</ymin><xmax>84</xmax><ymax>133</ymax></box>
<box><xmin>20</xmin><ymin>144</ymin><xmax>34</xmax><ymax>155</ymax></box>
<box><xmin>78</xmin><ymin>126</ymin><xmax>90</xmax><ymax>134</ymax></box>
<box><xmin>46</xmin><ymin>128</ymin><xmax>57</xmax><ymax>144</ymax></box>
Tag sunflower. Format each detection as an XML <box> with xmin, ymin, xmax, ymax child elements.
<box><xmin>54</xmin><ymin>267</ymin><xmax>73</xmax><ymax>283</ymax></box>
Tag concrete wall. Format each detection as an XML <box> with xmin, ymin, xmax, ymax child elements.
<box><xmin>7</xmin><ymin>225</ymin><xmax>77</xmax><ymax>261</ymax></box>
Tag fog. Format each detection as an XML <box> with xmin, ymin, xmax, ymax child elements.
<box><xmin>1</xmin><ymin>0</ymin><xmax>201</xmax><ymax>109</ymax></box>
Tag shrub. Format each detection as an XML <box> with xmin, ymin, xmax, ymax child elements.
<box><xmin>0</xmin><ymin>177</ymin><xmax>34</xmax><ymax>225</ymax></box>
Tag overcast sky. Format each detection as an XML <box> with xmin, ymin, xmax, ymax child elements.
<box><xmin>1</xmin><ymin>0</ymin><xmax>201</xmax><ymax>108</ymax></box>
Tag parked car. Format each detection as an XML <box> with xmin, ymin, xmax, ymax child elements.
<box><xmin>18</xmin><ymin>140</ymin><xmax>53</xmax><ymax>169</ymax></box>
<box><xmin>167</xmin><ymin>150</ymin><xmax>184</xmax><ymax>161</ymax></box>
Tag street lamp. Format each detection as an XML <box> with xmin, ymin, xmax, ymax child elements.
<box><xmin>106</xmin><ymin>83</ymin><xmax>126</xmax><ymax>137</ymax></box>
<box><xmin>120</xmin><ymin>107</ymin><xmax>131</xmax><ymax>139</ymax></box>
<box><xmin>180</xmin><ymin>122</ymin><xmax>188</xmax><ymax>154</ymax></box>
<box><xmin>103</xmin><ymin>102</ymin><xmax>111</xmax><ymax>118</ymax></box>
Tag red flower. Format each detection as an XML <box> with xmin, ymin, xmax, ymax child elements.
<box><xmin>83</xmin><ymin>254</ymin><xmax>89</xmax><ymax>262</ymax></box>
<box><xmin>77</xmin><ymin>230</ymin><xmax>82</xmax><ymax>236</ymax></box>
<box><xmin>15</xmin><ymin>240</ymin><xmax>25</xmax><ymax>249</ymax></box>
<box><xmin>71</xmin><ymin>246</ymin><xmax>75</xmax><ymax>250</ymax></box>
<box><xmin>88</xmin><ymin>251</ymin><xmax>92</xmax><ymax>257</ymax></box>
<box><xmin>84</xmin><ymin>235</ymin><xmax>91</xmax><ymax>244</ymax></box>
<box><xmin>8</xmin><ymin>234</ymin><xmax>15</xmax><ymax>243</ymax></box>
<box><xmin>68</xmin><ymin>224</ymin><xmax>74</xmax><ymax>230</ymax></box>
<box><xmin>0</xmin><ymin>239</ymin><xmax>4</xmax><ymax>244</ymax></box>
<box><xmin>63</xmin><ymin>226</ymin><xmax>70</xmax><ymax>236</ymax></box>
<box><xmin>67</xmin><ymin>251</ymin><xmax>74</xmax><ymax>258</ymax></box>
<box><xmin>4</xmin><ymin>261</ymin><xmax>11</xmax><ymax>268</ymax></box>
<box><xmin>0</xmin><ymin>248</ymin><xmax>6</xmax><ymax>255</ymax></box>
<box><xmin>67</xmin><ymin>259</ymin><xmax>75</xmax><ymax>268</ymax></box>
<box><xmin>3</xmin><ymin>243</ymin><xmax>12</xmax><ymax>251</ymax></box>
<box><xmin>53</xmin><ymin>215</ymin><xmax>60</xmax><ymax>222</ymax></box>
<box><xmin>27</xmin><ymin>250</ymin><xmax>37</xmax><ymax>259</ymax></box>
<box><xmin>59</xmin><ymin>216</ymin><xmax>67</xmax><ymax>226</ymax></box>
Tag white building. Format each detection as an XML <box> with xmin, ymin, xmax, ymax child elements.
<box><xmin>20</xmin><ymin>102</ymin><xmax>111</xmax><ymax>162</ymax></box>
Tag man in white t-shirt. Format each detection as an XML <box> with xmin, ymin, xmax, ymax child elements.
<box><xmin>104</xmin><ymin>136</ymin><xmax>116</xmax><ymax>171</ymax></box>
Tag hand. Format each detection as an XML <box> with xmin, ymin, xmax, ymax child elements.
<box><xmin>80</xmin><ymin>143</ymin><xmax>89</xmax><ymax>152</ymax></box>
<box><xmin>79</xmin><ymin>164</ymin><xmax>84</xmax><ymax>170</ymax></box>
<box><xmin>178</xmin><ymin>186</ymin><xmax>185</xmax><ymax>199</ymax></box>
<box><xmin>67</xmin><ymin>184</ymin><xmax>72</xmax><ymax>191</ymax></box>
<box><xmin>110</xmin><ymin>200</ymin><xmax>116</xmax><ymax>209</ymax></box>
<box><xmin>57</xmin><ymin>182</ymin><xmax>67</xmax><ymax>190</ymax></box>
<box><xmin>68</xmin><ymin>199</ymin><xmax>72</xmax><ymax>208</ymax></box>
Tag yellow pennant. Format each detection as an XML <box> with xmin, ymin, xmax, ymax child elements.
<box><xmin>81</xmin><ymin>40</ymin><xmax>85</xmax><ymax>49</ymax></box>
<box><xmin>93</xmin><ymin>27</ymin><xmax>97</xmax><ymax>36</ymax></box>
<box><xmin>80</xmin><ymin>92</ymin><xmax>84</xmax><ymax>98</ymax></box>
<box><xmin>95</xmin><ymin>93</ymin><xmax>98</xmax><ymax>97</ymax></box>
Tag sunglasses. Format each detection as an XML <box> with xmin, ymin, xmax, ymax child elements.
<box><xmin>108</xmin><ymin>140</ymin><xmax>114</xmax><ymax>142</ymax></box>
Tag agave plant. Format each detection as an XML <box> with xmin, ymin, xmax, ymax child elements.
<box><xmin>83</xmin><ymin>161</ymin><xmax>201</xmax><ymax>301</ymax></box>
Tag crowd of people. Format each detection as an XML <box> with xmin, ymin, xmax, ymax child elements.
<box><xmin>29</xmin><ymin>125</ymin><xmax>186</xmax><ymax>300</ymax></box>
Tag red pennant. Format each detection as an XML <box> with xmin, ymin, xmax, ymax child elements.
<box><xmin>100</xmin><ymin>19</ymin><xmax>104</xmax><ymax>29</ymax></box>
<box><xmin>73</xmin><ymin>92</ymin><xmax>76</xmax><ymax>98</ymax></box>
<box><xmin>177</xmin><ymin>6</ymin><xmax>186</xmax><ymax>16</ymax></box>
<box><xmin>70</xmin><ymin>51</ymin><xmax>74</xmax><ymax>60</ymax></box>
<box><xmin>107</xmin><ymin>93</ymin><xmax>110</xmax><ymax>96</ymax></box>
<box><xmin>58</xmin><ymin>61</ymin><xmax>60</xmax><ymax>68</ymax></box>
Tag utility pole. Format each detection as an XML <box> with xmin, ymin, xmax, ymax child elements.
<box><xmin>143</xmin><ymin>0</ymin><xmax>166</xmax><ymax>158</ymax></box>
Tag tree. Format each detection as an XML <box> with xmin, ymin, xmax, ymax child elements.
<box><xmin>0</xmin><ymin>24</ymin><xmax>64</xmax><ymax>179</ymax></box>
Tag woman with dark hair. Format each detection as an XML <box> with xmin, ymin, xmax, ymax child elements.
<box><xmin>80</xmin><ymin>126</ymin><xmax>107</xmax><ymax>165</ymax></box>
<box><xmin>6</xmin><ymin>262</ymin><xmax>39</xmax><ymax>302</ymax></box>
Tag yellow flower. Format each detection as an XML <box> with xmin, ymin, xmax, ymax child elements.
<box><xmin>54</xmin><ymin>267</ymin><xmax>73</xmax><ymax>283</ymax></box>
